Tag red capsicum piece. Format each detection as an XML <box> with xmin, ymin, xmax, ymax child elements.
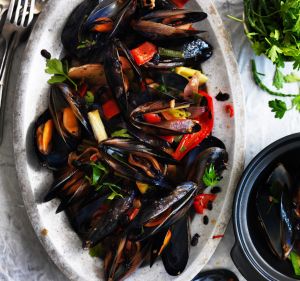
<box><xmin>173</xmin><ymin>90</ymin><xmax>214</xmax><ymax>160</ymax></box>
<box><xmin>102</xmin><ymin>99</ymin><xmax>121</xmax><ymax>120</ymax></box>
<box><xmin>143</xmin><ymin>113</ymin><xmax>161</xmax><ymax>124</ymax></box>
<box><xmin>130</xmin><ymin>42</ymin><xmax>157</xmax><ymax>66</ymax></box>
<box><xmin>169</xmin><ymin>0</ymin><xmax>190</xmax><ymax>8</ymax></box>
<box><xmin>193</xmin><ymin>194</ymin><xmax>216</xmax><ymax>214</ymax></box>
<box><xmin>159</xmin><ymin>135</ymin><xmax>175</xmax><ymax>143</ymax></box>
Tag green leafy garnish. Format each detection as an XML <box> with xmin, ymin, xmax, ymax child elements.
<box><xmin>284</xmin><ymin>72</ymin><xmax>300</xmax><ymax>83</ymax></box>
<box><xmin>242</xmin><ymin>0</ymin><xmax>300</xmax><ymax>68</ymax></box>
<box><xmin>85</xmin><ymin>91</ymin><xmax>94</xmax><ymax>104</ymax></box>
<box><xmin>77</xmin><ymin>39</ymin><xmax>96</xmax><ymax>50</ymax></box>
<box><xmin>89</xmin><ymin>244</ymin><xmax>105</xmax><ymax>258</ymax></box>
<box><xmin>268</xmin><ymin>99</ymin><xmax>288</xmax><ymax>119</ymax></box>
<box><xmin>45</xmin><ymin>58</ymin><xmax>77</xmax><ymax>90</ymax></box>
<box><xmin>96</xmin><ymin>182</ymin><xmax>124</xmax><ymax>200</ymax></box>
<box><xmin>202</xmin><ymin>164</ymin><xmax>221</xmax><ymax>187</ymax></box>
<box><xmin>86</xmin><ymin>162</ymin><xmax>109</xmax><ymax>186</ymax></box>
<box><xmin>292</xmin><ymin>95</ymin><xmax>300</xmax><ymax>111</ymax></box>
<box><xmin>290</xmin><ymin>251</ymin><xmax>300</xmax><ymax>276</ymax></box>
<box><xmin>273</xmin><ymin>67</ymin><xmax>285</xmax><ymax>89</ymax></box>
<box><xmin>251</xmin><ymin>60</ymin><xmax>298</xmax><ymax>97</ymax></box>
<box><xmin>111</xmin><ymin>128</ymin><xmax>132</xmax><ymax>138</ymax></box>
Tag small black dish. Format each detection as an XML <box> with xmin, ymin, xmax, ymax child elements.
<box><xmin>231</xmin><ymin>133</ymin><xmax>300</xmax><ymax>281</ymax></box>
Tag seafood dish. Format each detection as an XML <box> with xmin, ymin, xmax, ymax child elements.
<box><xmin>32</xmin><ymin>0</ymin><xmax>231</xmax><ymax>280</ymax></box>
<box><xmin>256</xmin><ymin>162</ymin><xmax>300</xmax><ymax>276</ymax></box>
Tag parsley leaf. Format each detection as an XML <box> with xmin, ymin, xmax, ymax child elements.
<box><xmin>45</xmin><ymin>58</ymin><xmax>77</xmax><ymax>90</ymax></box>
<box><xmin>284</xmin><ymin>72</ymin><xmax>300</xmax><ymax>83</ymax></box>
<box><xmin>267</xmin><ymin>45</ymin><xmax>283</xmax><ymax>63</ymax></box>
<box><xmin>269</xmin><ymin>99</ymin><xmax>287</xmax><ymax>119</ymax></box>
<box><xmin>292</xmin><ymin>95</ymin><xmax>300</xmax><ymax>112</ymax></box>
<box><xmin>111</xmin><ymin>129</ymin><xmax>132</xmax><ymax>138</ymax></box>
<box><xmin>273</xmin><ymin>67</ymin><xmax>285</xmax><ymax>89</ymax></box>
<box><xmin>202</xmin><ymin>164</ymin><xmax>221</xmax><ymax>187</ymax></box>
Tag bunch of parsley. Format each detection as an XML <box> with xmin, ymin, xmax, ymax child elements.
<box><xmin>244</xmin><ymin>0</ymin><xmax>300</xmax><ymax>69</ymax></box>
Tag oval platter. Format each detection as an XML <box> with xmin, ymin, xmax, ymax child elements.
<box><xmin>13</xmin><ymin>0</ymin><xmax>245</xmax><ymax>280</ymax></box>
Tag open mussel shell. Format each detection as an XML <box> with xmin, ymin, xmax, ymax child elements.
<box><xmin>127</xmin><ymin>181</ymin><xmax>197</xmax><ymax>241</ymax></box>
<box><xmin>145</xmin><ymin>37</ymin><xmax>213</xmax><ymax>68</ymax></box>
<box><xmin>132</xmin><ymin>10</ymin><xmax>207</xmax><ymax>40</ymax></box>
<box><xmin>162</xmin><ymin>216</ymin><xmax>191</xmax><ymax>276</ymax></box>
<box><xmin>34</xmin><ymin>110</ymin><xmax>70</xmax><ymax>170</ymax></box>
<box><xmin>256</xmin><ymin>163</ymin><xmax>295</xmax><ymax>259</ymax></box>
<box><xmin>84</xmin><ymin>190</ymin><xmax>135</xmax><ymax>248</ymax></box>
<box><xmin>186</xmin><ymin>147</ymin><xmax>228</xmax><ymax>192</ymax></box>
<box><xmin>191</xmin><ymin>269</ymin><xmax>239</xmax><ymax>281</ymax></box>
<box><xmin>130</xmin><ymin>100</ymin><xmax>201</xmax><ymax>136</ymax></box>
<box><xmin>61</xmin><ymin>0</ymin><xmax>99</xmax><ymax>58</ymax></box>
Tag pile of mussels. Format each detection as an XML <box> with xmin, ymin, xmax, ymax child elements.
<box><xmin>35</xmin><ymin>0</ymin><xmax>229</xmax><ymax>280</ymax></box>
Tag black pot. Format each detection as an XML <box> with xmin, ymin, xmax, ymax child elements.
<box><xmin>231</xmin><ymin>133</ymin><xmax>300</xmax><ymax>281</ymax></box>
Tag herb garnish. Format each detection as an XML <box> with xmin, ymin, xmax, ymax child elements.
<box><xmin>111</xmin><ymin>128</ymin><xmax>132</xmax><ymax>138</ymax></box>
<box><xmin>202</xmin><ymin>164</ymin><xmax>221</xmax><ymax>187</ymax></box>
<box><xmin>45</xmin><ymin>58</ymin><xmax>77</xmax><ymax>90</ymax></box>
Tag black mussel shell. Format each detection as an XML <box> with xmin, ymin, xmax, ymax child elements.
<box><xmin>192</xmin><ymin>269</ymin><xmax>239</xmax><ymax>281</ymax></box>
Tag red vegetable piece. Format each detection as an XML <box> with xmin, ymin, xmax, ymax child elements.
<box><xmin>173</xmin><ymin>90</ymin><xmax>214</xmax><ymax>160</ymax></box>
<box><xmin>102</xmin><ymin>99</ymin><xmax>121</xmax><ymax>120</ymax></box>
<box><xmin>130</xmin><ymin>42</ymin><xmax>157</xmax><ymax>66</ymax></box>
<box><xmin>143</xmin><ymin>113</ymin><xmax>161</xmax><ymax>124</ymax></box>
<box><xmin>225</xmin><ymin>104</ymin><xmax>234</xmax><ymax>118</ymax></box>
<box><xmin>169</xmin><ymin>0</ymin><xmax>190</xmax><ymax>8</ymax></box>
<box><xmin>193</xmin><ymin>194</ymin><xmax>216</xmax><ymax>214</ymax></box>
<box><xmin>78</xmin><ymin>83</ymin><xmax>88</xmax><ymax>97</ymax></box>
<box><xmin>159</xmin><ymin>135</ymin><xmax>175</xmax><ymax>143</ymax></box>
<box><xmin>212</xmin><ymin>235</ymin><xmax>224</xmax><ymax>239</ymax></box>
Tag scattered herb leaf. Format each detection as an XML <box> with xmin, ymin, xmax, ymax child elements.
<box><xmin>269</xmin><ymin>99</ymin><xmax>287</xmax><ymax>119</ymax></box>
<box><xmin>111</xmin><ymin>129</ymin><xmax>132</xmax><ymax>138</ymax></box>
<box><xmin>45</xmin><ymin>59</ymin><xmax>78</xmax><ymax>90</ymax></box>
<box><xmin>273</xmin><ymin>67</ymin><xmax>285</xmax><ymax>89</ymax></box>
<box><xmin>202</xmin><ymin>164</ymin><xmax>221</xmax><ymax>187</ymax></box>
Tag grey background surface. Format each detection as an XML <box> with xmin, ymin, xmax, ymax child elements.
<box><xmin>1</xmin><ymin>0</ymin><xmax>299</xmax><ymax>280</ymax></box>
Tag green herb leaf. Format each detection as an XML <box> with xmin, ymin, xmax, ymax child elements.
<box><xmin>90</xmin><ymin>162</ymin><xmax>109</xmax><ymax>186</ymax></box>
<box><xmin>202</xmin><ymin>164</ymin><xmax>221</xmax><ymax>187</ymax></box>
<box><xmin>85</xmin><ymin>91</ymin><xmax>94</xmax><ymax>104</ymax></box>
<box><xmin>47</xmin><ymin>75</ymin><xmax>67</xmax><ymax>84</ymax></box>
<box><xmin>269</xmin><ymin>99</ymin><xmax>287</xmax><ymax>119</ymax></box>
<box><xmin>45</xmin><ymin>58</ymin><xmax>78</xmax><ymax>90</ymax></box>
<box><xmin>273</xmin><ymin>67</ymin><xmax>285</xmax><ymax>89</ymax></box>
<box><xmin>284</xmin><ymin>72</ymin><xmax>300</xmax><ymax>83</ymax></box>
<box><xmin>267</xmin><ymin>45</ymin><xmax>283</xmax><ymax>63</ymax></box>
<box><xmin>89</xmin><ymin>244</ymin><xmax>104</xmax><ymax>258</ymax></box>
<box><xmin>292</xmin><ymin>95</ymin><xmax>300</xmax><ymax>112</ymax></box>
<box><xmin>290</xmin><ymin>251</ymin><xmax>300</xmax><ymax>276</ymax></box>
<box><xmin>111</xmin><ymin>129</ymin><xmax>132</xmax><ymax>138</ymax></box>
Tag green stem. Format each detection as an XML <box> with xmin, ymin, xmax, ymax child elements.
<box><xmin>158</xmin><ymin>47</ymin><xmax>184</xmax><ymax>58</ymax></box>
<box><xmin>251</xmin><ymin>59</ymin><xmax>298</xmax><ymax>97</ymax></box>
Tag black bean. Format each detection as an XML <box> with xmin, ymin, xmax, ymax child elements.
<box><xmin>207</xmin><ymin>200</ymin><xmax>213</xmax><ymax>210</ymax></box>
<box><xmin>191</xmin><ymin>233</ymin><xmax>200</xmax><ymax>246</ymax></box>
<box><xmin>41</xmin><ymin>49</ymin><xmax>51</xmax><ymax>59</ymax></box>
<box><xmin>211</xmin><ymin>186</ymin><xmax>221</xmax><ymax>194</ymax></box>
<box><xmin>203</xmin><ymin>215</ymin><xmax>209</xmax><ymax>225</ymax></box>
<box><xmin>216</xmin><ymin>91</ymin><xmax>230</xmax><ymax>101</ymax></box>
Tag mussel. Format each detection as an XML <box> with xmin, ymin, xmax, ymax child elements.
<box><xmin>132</xmin><ymin>9</ymin><xmax>207</xmax><ymax>40</ymax></box>
<box><xmin>61</xmin><ymin>0</ymin><xmax>137</xmax><ymax>58</ymax></box>
<box><xmin>130</xmin><ymin>100</ymin><xmax>201</xmax><ymax>135</ymax></box>
<box><xmin>99</xmin><ymin>137</ymin><xmax>177</xmax><ymax>189</ymax></box>
<box><xmin>126</xmin><ymin>181</ymin><xmax>197</xmax><ymax>241</ymax></box>
<box><xmin>191</xmin><ymin>269</ymin><xmax>239</xmax><ymax>281</ymax></box>
<box><xmin>34</xmin><ymin>110</ymin><xmax>70</xmax><ymax>170</ymax></box>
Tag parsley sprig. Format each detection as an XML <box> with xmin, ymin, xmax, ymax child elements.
<box><xmin>45</xmin><ymin>58</ymin><xmax>77</xmax><ymax>90</ymax></box>
<box><xmin>202</xmin><ymin>164</ymin><xmax>221</xmax><ymax>187</ymax></box>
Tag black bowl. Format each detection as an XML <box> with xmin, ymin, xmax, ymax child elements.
<box><xmin>231</xmin><ymin>133</ymin><xmax>300</xmax><ymax>281</ymax></box>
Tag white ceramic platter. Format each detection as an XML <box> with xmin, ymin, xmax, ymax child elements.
<box><xmin>13</xmin><ymin>0</ymin><xmax>245</xmax><ymax>280</ymax></box>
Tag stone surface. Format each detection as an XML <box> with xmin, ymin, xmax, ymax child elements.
<box><xmin>0</xmin><ymin>0</ymin><xmax>298</xmax><ymax>280</ymax></box>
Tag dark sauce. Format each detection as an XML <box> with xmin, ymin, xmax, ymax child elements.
<box><xmin>203</xmin><ymin>215</ymin><xmax>209</xmax><ymax>225</ymax></box>
<box><xmin>207</xmin><ymin>200</ymin><xmax>213</xmax><ymax>211</ymax></box>
<box><xmin>191</xmin><ymin>233</ymin><xmax>200</xmax><ymax>246</ymax></box>
<box><xmin>216</xmin><ymin>91</ymin><xmax>230</xmax><ymax>101</ymax></box>
<box><xmin>41</xmin><ymin>49</ymin><xmax>51</xmax><ymax>60</ymax></box>
<box><xmin>211</xmin><ymin>186</ymin><xmax>221</xmax><ymax>194</ymax></box>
